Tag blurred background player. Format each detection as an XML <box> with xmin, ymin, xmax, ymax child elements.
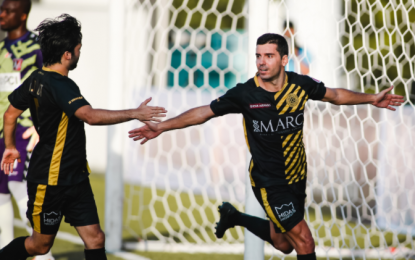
<box><xmin>0</xmin><ymin>0</ymin><xmax>54</xmax><ymax>259</ymax></box>
<box><xmin>284</xmin><ymin>21</ymin><xmax>310</xmax><ymax>75</ymax></box>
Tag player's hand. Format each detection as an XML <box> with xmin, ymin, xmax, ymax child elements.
<box><xmin>372</xmin><ymin>86</ymin><xmax>405</xmax><ymax>111</ymax></box>
<box><xmin>135</xmin><ymin>97</ymin><xmax>167</xmax><ymax>122</ymax></box>
<box><xmin>22</xmin><ymin>126</ymin><xmax>39</xmax><ymax>152</ymax></box>
<box><xmin>128</xmin><ymin>121</ymin><xmax>163</xmax><ymax>144</ymax></box>
<box><xmin>1</xmin><ymin>148</ymin><xmax>21</xmax><ymax>175</ymax></box>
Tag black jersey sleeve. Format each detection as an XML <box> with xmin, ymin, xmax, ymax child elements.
<box><xmin>51</xmin><ymin>78</ymin><xmax>90</xmax><ymax>117</ymax></box>
<box><xmin>303</xmin><ymin>76</ymin><xmax>326</xmax><ymax>100</ymax></box>
<box><xmin>8</xmin><ymin>76</ymin><xmax>31</xmax><ymax>111</ymax></box>
<box><xmin>210</xmin><ymin>84</ymin><xmax>244</xmax><ymax>116</ymax></box>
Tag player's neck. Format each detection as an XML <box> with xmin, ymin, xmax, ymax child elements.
<box><xmin>44</xmin><ymin>64</ymin><xmax>69</xmax><ymax>77</ymax></box>
<box><xmin>258</xmin><ymin>72</ymin><xmax>286</xmax><ymax>92</ymax></box>
<box><xmin>7</xmin><ymin>25</ymin><xmax>28</xmax><ymax>40</ymax></box>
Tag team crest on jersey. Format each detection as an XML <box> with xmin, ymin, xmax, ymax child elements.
<box><xmin>286</xmin><ymin>93</ymin><xmax>299</xmax><ymax>107</ymax></box>
<box><xmin>13</xmin><ymin>58</ymin><xmax>23</xmax><ymax>71</ymax></box>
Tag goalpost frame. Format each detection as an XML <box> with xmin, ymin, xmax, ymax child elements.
<box><xmin>105</xmin><ymin>0</ymin><xmax>125</xmax><ymax>252</ymax></box>
<box><xmin>244</xmin><ymin>0</ymin><xmax>269</xmax><ymax>259</ymax></box>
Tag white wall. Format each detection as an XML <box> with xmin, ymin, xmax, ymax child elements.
<box><xmin>28</xmin><ymin>1</ymin><xmax>110</xmax><ymax>174</ymax></box>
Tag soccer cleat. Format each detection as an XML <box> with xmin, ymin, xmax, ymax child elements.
<box><xmin>215</xmin><ymin>202</ymin><xmax>239</xmax><ymax>239</ymax></box>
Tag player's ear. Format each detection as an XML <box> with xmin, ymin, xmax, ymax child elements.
<box><xmin>281</xmin><ymin>54</ymin><xmax>289</xmax><ymax>67</ymax></box>
<box><xmin>62</xmin><ymin>51</ymin><xmax>72</xmax><ymax>62</ymax></box>
<box><xmin>20</xmin><ymin>13</ymin><xmax>27</xmax><ymax>22</ymax></box>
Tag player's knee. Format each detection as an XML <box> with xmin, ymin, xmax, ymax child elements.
<box><xmin>302</xmin><ymin>236</ymin><xmax>315</xmax><ymax>252</ymax></box>
<box><xmin>34</xmin><ymin>242</ymin><xmax>53</xmax><ymax>255</ymax></box>
<box><xmin>274</xmin><ymin>242</ymin><xmax>294</xmax><ymax>254</ymax></box>
<box><xmin>88</xmin><ymin>230</ymin><xmax>105</xmax><ymax>248</ymax></box>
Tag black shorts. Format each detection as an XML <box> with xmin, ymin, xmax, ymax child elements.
<box><xmin>27</xmin><ymin>177</ymin><xmax>99</xmax><ymax>235</ymax></box>
<box><xmin>253</xmin><ymin>180</ymin><xmax>306</xmax><ymax>233</ymax></box>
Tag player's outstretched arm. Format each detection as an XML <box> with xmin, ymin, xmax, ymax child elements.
<box><xmin>1</xmin><ymin>104</ymin><xmax>23</xmax><ymax>175</ymax></box>
<box><xmin>75</xmin><ymin>97</ymin><xmax>167</xmax><ymax>125</ymax></box>
<box><xmin>128</xmin><ymin>105</ymin><xmax>216</xmax><ymax>145</ymax></box>
<box><xmin>321</xmin><ymin>86</ymin><xmax>405</xmax><ymax>111</ymax></box>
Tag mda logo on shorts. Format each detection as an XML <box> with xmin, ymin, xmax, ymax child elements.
<box><xmin>44</xmin><ymin>211</ymin><xmax>61</xmax><ymax>226</ymax></box>
<box><xmin>275</xmin><ymin>202</ymin><xmax>296</xmax><ymax>221</ymax></box>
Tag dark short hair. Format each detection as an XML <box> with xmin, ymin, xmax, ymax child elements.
<box><xmin>35</xmin><ymin>14</ymin><xmax>82</xmax><ymax>66</ymax></box>
<box><xmin>7</xmin><ymin>0</ymin><xmax>31</xmax><ymax>14</ymax></box>
<box><xmin>257</xmin><ymin>33</ymin><xmax>288</xmax><ymax>59</ymax></box>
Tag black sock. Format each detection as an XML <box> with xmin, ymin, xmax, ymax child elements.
<box><xmin>0</xmin><ymin>236</ymin><xmax>31</xmax><ymax>260</ymax></box>
<box><xmin>297</xmin><ymin>252</ymin><xmax>317</xmax><ymax>260</ymax></box>
<box><xmin>234</xmin><ymin>212</ymin><xmax>273</xmax><ymax>244</ymax></box>
<box><xmin>84</xmin><ymin>247</ymin><xmax>107</xmax><ymax>260</ymax></box>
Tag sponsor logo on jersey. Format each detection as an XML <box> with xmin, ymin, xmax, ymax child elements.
<box><xmin>13</xmin><ymin>58</ymin><xmax>23</xmax><ymax>71</ymax></box>
<box><xmin>250</xmin><ymin>103</ymin><xmax>271</xmax><ymax>109</ymax></box>
<box><xmin>0</xmin><ymin>72</ymin><xmax>21</xmax><ymax>91</ymax></box>
<box><xmin>252</xmin><ymin>112</ymin><xmax>304</xmax><ymax>134</ymax></box>
<box><xmin>285</xmin><ymin>93</ymin><xmax>299</xmax><ymax>108</ymax></box>
<box><xmin>275</xmin><ymin>202</ymin><xmax>296</xmax><ymax>221</ymax></box>
<box><xmin>44</xmin><ymin>211</ymin><xmax>61</xmax><ymax>226</ymax></box>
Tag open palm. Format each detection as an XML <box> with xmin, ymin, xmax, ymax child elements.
<box><xmin>373</xmin><ymin>86</ymin><xmax>405</xmax><ymax>111</ymax></box>
<box><xmin>128</xmin><ymin>121</ymin><xmax>163</xmax><ymax>144</ymax></box>
<box><xmin>1</xmin><ymin>148</ymin><xmax>21</xmax><ymax>175</ymax></box>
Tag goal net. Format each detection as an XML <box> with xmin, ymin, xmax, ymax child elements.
<box><xmin>118</xmin><ymin>0</ymin><xmax>415</xmax><ymax>257</ymax></box>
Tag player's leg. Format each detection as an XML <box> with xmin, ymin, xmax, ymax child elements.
<box><xmin>0</xmin><ymin>191</ymin><xmax>14</xmax><ymax>248</ymax></box>
<box><xmin>75</xmin><ymin>224</ymin><xmax>106</xmax><ymax>258</ymax></box>
<box><xmin>0</xmin><ymin>231</ymin><xmax>56</xmax><ymax>258</ymax></box>
<box><xmin>63</xmin><ymin>177</ymin><xmax>107</xmax><ymax>259</ymax></box>
<box><xmin>282</xmin><ymin>219</ymin><xmax>315</xmax><ymax>255</ymax></box>
<box><xmin>215</xmin><ymin>201</ymin><xmax>273</xmax><ymax>245</ymax></box>
<box><xmin>0</xmin><ymin>139</ymin><xmax>14</xmax><ymax>248</ymax></box>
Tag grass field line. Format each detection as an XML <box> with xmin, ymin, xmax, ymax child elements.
<box><xmin>124</xmin><ymin>241</ymin><xmax>415</xmax><ymax>259</ymax></box>
<box><xmin>13</xmin><ymin>218</ymin><xmax>150</xmax><ymax>260</ymax></box>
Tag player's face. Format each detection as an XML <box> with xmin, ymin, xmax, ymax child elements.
<box><xmin>0</xmin><ymin>0</ymin><xmax>25</xmax><ymax>32</ymax></box>
<box><xmin>69</xmin><ymin>43</ymin><xmax>82</xmax><ymax>70</ymax></box>
<box><xmin>256</xmin><ymin>43</ymin><xmax>288</xmax><ymax>81</ymax></box>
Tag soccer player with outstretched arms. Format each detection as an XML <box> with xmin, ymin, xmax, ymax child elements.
<box><xmin>128</xmin><ymin>33</ymin><xmax>404</xmax><ymax>260</ymax></box>
<box><xmin>0</xmin><ymin>14</ymin><xmax>166</xmax><ymax>260</ymax></box>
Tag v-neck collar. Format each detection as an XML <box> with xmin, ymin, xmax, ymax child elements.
<box><xmin>254</xmin><ymin>72</ymin><xmax>289</xmax><ymax>93</ymax></box>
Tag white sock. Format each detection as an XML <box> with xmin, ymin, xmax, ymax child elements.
<box><xmin>0</xmin><ymin>194</ymin><xmax>14</xmax><ymax>248</ymax></box>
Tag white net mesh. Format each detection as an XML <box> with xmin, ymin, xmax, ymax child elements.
<box><xmin>120</xmin><ymin>0</ymin><xmax>415</xmax><ymax>257</ymax></box>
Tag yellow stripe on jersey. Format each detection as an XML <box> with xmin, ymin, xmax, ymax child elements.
<box><xmin>273</xmin><ymin>73</ymin><xmax>289</xmax><ymax>101</ymax></box>
<box><xmin>260</xmin><ymin>188</ymin><xmax>286</xmax><ymax>233</ymax></box>
<box><xmin>48</xmin><ymin>112</ymin><xmax>69</xmax><ymax>185</ymax></box>
<box><xmin>283</xmin><ymin>130</ymin><xmax>302</xmax><ymax>157</ymax></box>
<box><xmin>254</xmin><ymin>74</ymin><xmax>260</xmax><ymax>87</ymax></box>
<box><xmin>290</xmin><ymin>89</ymin><xmax>307</xmax><ymax>113</ymax></box>
<box><xmin>286</xmin><ymin>148</ymin><xmax>305</xmax><ymax>178</ymax></box>
<box><xmin>282</xmin><ymin>133</ymin><xmax>294</xmax><ymax>148</ymax></box>
<box><xmin>242</xmin><ymin>118</ymin><xmax>250</xmax><ymax>152</ymax></box>
<box><xmin>300</xmin><ymin>95</ymin><xmax>309</xmax><ymax>110</ymax></box>
<box><xmin>249</xmin><ymin>160</ymin><xmax>255</xmax><ymax>187</ymax></box>
<box><xmin>33</xmin><ymin>184</ymin><xmax>47</xmax><ymax>233</ymax></box>
<box><xmin>279</xmin><ymin>86</ymin><xmax>301</xmax><ymax>115</ymax></box>
<box><xmin>33</xmin><ymin>98</ymin><xmax>39</xmax><ymax>119</ymax></box>
<box><xmin>276</xmin><ymin>84</ymin><xmax>296</xmax><ymax>109</ymax></box>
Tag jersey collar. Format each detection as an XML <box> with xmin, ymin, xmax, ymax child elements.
<box><xmin>254</xmin><ymin>72</ymin><xmax>289</xmax><ymax>89</ymax></box>
<box><xmin>42</xmin><ymin>66</ymin><xmax>66</xmax><ymax>76</ymax></box>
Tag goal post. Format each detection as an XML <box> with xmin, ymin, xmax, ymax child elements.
<box><xmin>107</xmin><ymin>0</ymin><xmax>415</xmax><ymax>258</ymax></box>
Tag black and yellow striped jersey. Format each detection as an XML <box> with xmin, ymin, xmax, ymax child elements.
<box><xmin>8</xmin><ymin>67</ymin><xmax>90</xmax><ymax>186</ymax></box>
<box><xmin>210</xmin><ymin>71</ymin><xmax>326</xmax><ymax>188</ymax></box>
